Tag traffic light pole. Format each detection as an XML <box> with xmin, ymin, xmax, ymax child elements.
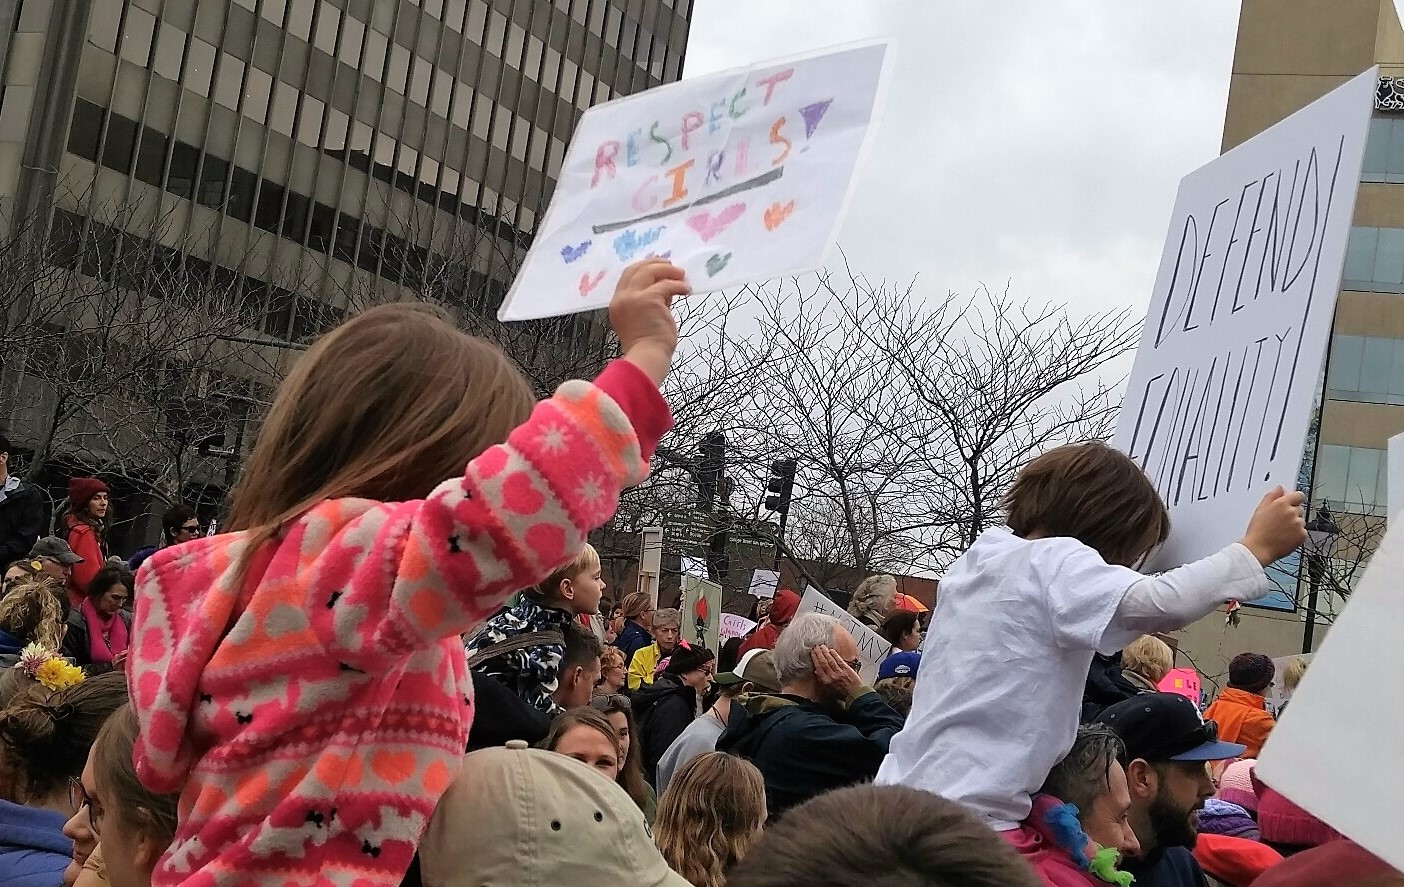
<box><xmin>772</xmin><ymin>507</ymin><xmax>789</xmax><ymax>570</ymax></box>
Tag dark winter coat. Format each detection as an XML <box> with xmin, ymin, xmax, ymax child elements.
<box><xmin>0</xmin><ymin>481</ymin><xmax>43</xmax><ymax>567</ymax></box>
<box><xmin>464</xmin><ymin>596</ymin><xmax>576</xmax><ymax>716</ymax></box>
<box><xmin>1122</xmin><ymin>847</ymin><xmax>1211</xmax><ymax>887</ymax></box>
<box><xmin>466</xmin><ymin>670</ymin><xmax>552</xmax><ymax>752</ymax></box>
<box><xmin>632</xmin><ymin>673</ymin><xmax>700</xmax><ymax>786</ymax></box>
<box><xmin>717</xmin><ymin>689</ymin><xmax>904</xmax><ymax>820</ymax></box>
<box><xmin>0</xmin><ymin>629</ymin><xmax>24</xmax><ymax>669</ymax></box>
<box><xmin>612</xmin><ymin>620</ymin><xmax>653</xmax><ymax>667</ymax></box>
<box><xmin>1080</xmin><ymin>652</ymin><xmax>1144</xmax><ymax>722</ymax></box>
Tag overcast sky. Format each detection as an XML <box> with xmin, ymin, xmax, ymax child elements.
<box><xmin>683</xmin><ymin>2</ymin><xmax>1243</xmax><ymax>322</ymax></box>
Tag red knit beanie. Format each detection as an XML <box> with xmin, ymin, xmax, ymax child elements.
<box><xmin>1193</xmin><ymin>833</ymin><xmax>1283</xmax><ymax>887</ymax></box>
<box><xmin>1252</xmin><ymin>772</ymin><xmax>1343</xmax><ymax>848</ymax></box>
<box><xmin>67</xmin><ymin>476</ymin><xmax>109</xmax><ymax>511</ymax></box>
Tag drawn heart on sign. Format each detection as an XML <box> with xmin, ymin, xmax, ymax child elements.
<box><xmin>764</xmin><ymin>200</ymin><xmax>795</xmax><ymax>231</ymax></box>
<box><xmin>687</xmin><ymin>203</ymin><xmax>746</xmax><ymax>241</ymax></box>
<box><xmin>578</xmin><ymin>270</ymin><xmax>607</xmax><ymax>297</ymax></box>
<box><xmin>705</xmin><ymin>252</ymin><xmax>733</xmax><ymax>277</ymax></box>
<box><xmin>560</xmin><ymin>240</ymin><xmax>591</xmax><ymax>264</ymax></box>
<box><xmin>613</xmin><ymin>226</ymin><xmax>665</xmax><ymax>261</ymax></box>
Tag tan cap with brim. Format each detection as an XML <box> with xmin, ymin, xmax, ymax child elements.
<box><xmin>420</xmin><ymin>740</ymin><xmax>692</xmax><ymax>887</ymax></box>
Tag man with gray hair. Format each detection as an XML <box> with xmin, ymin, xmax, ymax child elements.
<box><xmin>717</xmin><ymin>611</ymin><xmax>904</xmax><ymax>820</ymax></box>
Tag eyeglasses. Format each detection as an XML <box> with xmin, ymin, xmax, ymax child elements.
<box><xmin>590</xmin><ymin>694</ymin><xmax>631</xmax><ymax>712</ymax></box>
<box><xmin>68</xmin><ymin>777</ymin><xmax>103</xmax><ymax>836</ymax></box>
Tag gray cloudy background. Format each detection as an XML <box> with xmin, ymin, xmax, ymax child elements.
<box><xmin>683</xmin><ymin>2</ymin><xmax>1243</xmax><ymax>321</ymax></box>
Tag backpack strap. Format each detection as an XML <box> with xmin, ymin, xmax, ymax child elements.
<box><xmin>468</xmin><ymin>630</ymin><xmax>566</xmax><ymax>670</ymax></box>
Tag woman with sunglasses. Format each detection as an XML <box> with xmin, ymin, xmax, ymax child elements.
<box><xmin>590</xmin><ymin>693</ymin><xmax>657</xmax><ymax>823</ymax></box>
<box><xmin>0</xmin><ymin>670</ymin><xmax>127</xmax><ymax>886</ymax></box>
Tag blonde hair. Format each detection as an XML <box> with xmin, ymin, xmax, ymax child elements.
<box><xmin>228</xmin><ymin>303</ymin><xmax>534</xmax><ymax>561</ymax></box>
<box><xmin>1123</xmin><ymin>635</ymin><xmax>1174</xmax><ymax>685</ymax></box>
<box><xmin>0</xmin><ymin>578</ymin><xmax>67</xmax><ymax>649</ymax></box>
<box><xmin>655</xmin><ymin>752</ymin><xmax>766</xmax><ymax>887</ymax></box>
<box><xmin>1282</xmin><ymin>656</ymin><xmax>1310</xmax><ymax>694</ymax></box>
<box><xmin>532</xmin><ymin>543</ymin><xmax>601</xmax><ymax>601</ymax></box>
<box><xmin>848</xmin><ymin>575</ymin><xmax>897</xmax><ymax>625</ymax></box>
<box><xmin>599</xmin><ymin>646</ymin><xmax>626</xmax><ymax>672</ymax></box>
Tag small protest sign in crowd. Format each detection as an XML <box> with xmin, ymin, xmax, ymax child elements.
<box><xmin>0</xmin><ymin>39</ymin><xmax>1397</xmax><ymax>887</ymax></box>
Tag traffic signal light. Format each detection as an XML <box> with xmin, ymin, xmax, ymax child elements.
<box><xmin>764</xmin><ymin>458</ymin><xmax>797</xmax><ymax>514</ymax></box>
<box><xmin>697</xmin><ymin>431</ymin><xmax>725</xmax><ymax>512</ymax></box>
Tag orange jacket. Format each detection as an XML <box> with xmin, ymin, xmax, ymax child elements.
<box><xmin>1204</xmin><ymin>687</ymin><xmax>1276</xmax><ymax>758</ymax></box>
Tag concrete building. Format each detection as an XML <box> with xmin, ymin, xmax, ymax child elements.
<box><xmin>0</xmin><ymin>0</ymin><xmax>693</xmax><ymax>546</ymax></box>
<box><xmin>1175</xmin><ymin>0</ymin><xmax>1404</xmax><ymax>683</ymax></box>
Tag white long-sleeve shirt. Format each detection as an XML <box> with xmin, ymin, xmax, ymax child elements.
<box><xmin>875</xmin><ymin>527</ymin><xmax>1266</xmax><ymax>830</ymax></box>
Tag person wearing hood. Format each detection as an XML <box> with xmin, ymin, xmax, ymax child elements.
<box><xmin>738</xmin><ymin>589</ymin><xmax>800</xmax><ymax>656</ymax></box>
<box><xmin>633</xmin><ymin>646</ymin><xmax>714</xmax><ymax>787</ymax></box>
<box><xmin>847</xmin><ymin>575</ymin><xmax>896</xmax><ymax>629</ymax></box>
<box><xmin>718</xmin><ymin>612</ymin><xmax>904</xmax><ymax>821</ymax></box>
<box><xmin>1203</xmin><ymin>654</ymin><xmax>1277</xmax><ymax>759</ymax></box>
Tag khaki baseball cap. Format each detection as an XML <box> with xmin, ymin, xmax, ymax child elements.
<box><xmin>420</xmin><ymin>741</ymin><xmax>692</xmax><ymax>887</ymax></box>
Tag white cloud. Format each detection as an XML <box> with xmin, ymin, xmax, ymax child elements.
<box><xmin>683</xmin><ymin>1</ymin><xmax>1241</xmax><ymax>320</ymax></box>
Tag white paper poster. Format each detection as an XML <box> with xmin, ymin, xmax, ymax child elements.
<box><xmin>1389</xmin><ymin>431</ymin><xmax>1404</xmax><ymax>520</ymax></box>
<box><xmin>1257</xmin><ymin>523</ymin><xmax>1403</xmax><ymax>871</ymax></box>
<box><xmin>681</xmin><ymin>556</ymin><xmax>709</xmax><ymax>579</ymax></box>
<box><xmin>1263</xmin><ymin>652</ymin><xmax>1313</xmax><ymax>716</ymax></box>
<box><xmin>498</xmin><ymin>40</ymin><xmax>892</xmax><ymax>321</ymax></box>
<box><xmin>794</xmin><ymin>588</ymin><xmax>887</xmax><ymax>684</ymax></box>
<box><xmin>748</xmin><ymin>568</ymin><xmax>779</xmax><ymax>599</ymax></box>
<box><xmin>1113</xmin><ymin>69</ymin><xmax>1375</xmax><ymax>569</ymax></box>
<box><xmin>720</xmin><ymin>613</ymin><xmax>758</xmax><ymax>641</ymax></box>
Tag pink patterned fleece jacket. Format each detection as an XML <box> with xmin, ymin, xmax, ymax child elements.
<box><xmin>129</xmin><ymin>360</ymin><xmax>671</xmax><ymax>887</ymax></box>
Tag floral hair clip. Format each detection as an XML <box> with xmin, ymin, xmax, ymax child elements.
<box><xmin>17</xmin><ymin>643</ymin><xmax>84</xmax><ymax>691</ymax></box>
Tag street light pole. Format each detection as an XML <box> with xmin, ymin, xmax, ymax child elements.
<box><xmin>1301</xmin><ymin>505</ymin><xmax>1342</xmax><ymax>655</ymax></box>
<box><xmin>1302</xmin><ymin>551</ymin><xmax>1324</xmax><ymax>654</ymax></box>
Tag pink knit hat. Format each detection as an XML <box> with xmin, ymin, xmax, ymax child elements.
<box><xmin>1217</xmin><ymin>759</ymin><xmax>1259</xmax><ymax>813</ymax></box>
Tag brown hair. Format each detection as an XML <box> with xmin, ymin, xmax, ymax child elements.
<box><xmin>1003</xmin><ymin>441</ymin><xmax>1170</xmax><ymax>567</ymax></box>
<box><xmin>587</xmin><ymin>694</ymin><xmax>652</xmax><ymax>816</ymax></box>
<box><xmin>540</xmin><ymin>706</ymin><xmax>619</xmax><ymax>758</ymax></box>
<box><xmin>560</xmin><ymin>621</ymin><xmax>603</xmax><ymax>673</ymax></box>
<box><xmin>0</xmin><ymin>577</ymin><xmax>67</xmax><ymax>649</ymax></box>
<box><xmin>227</xmin><ymin>303</ymin><xmax>534</xmax><ymax>557</ymax></box>
<box><xmin>874</xmin><ymin>682</ymin><xmax>913</xmax><ymax>717</ymax></box>
<box><xmin>878</xmin><ymin>610</ymin><xmax>920</xmax><ymax>647</ymax></box>
<box><xmin>655</xmin><ymin>752</ymin><xmax>766</xmax><ymax>887</ymax></box>
<box><xmin>620</xmin><ymin>591</ymin><xmax>653</xmax><ymax>622</ymax></box>
<box><xmin>91</xmin><ymin>704</ymin><xmax>178</xmax><ymax>847</ymax></box>
<box><xmin>0</xmin><ymin>671</ymin><xmax>128</xmax><ymax>803</ymax></box>
<box><xmin>726</xmin><ymin>784</ymin><xmax>1043</xmax><ymax>887</ymax></box>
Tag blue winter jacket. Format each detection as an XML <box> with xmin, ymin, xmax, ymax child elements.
<box><xmin>0</xmin><ymin>799</ymin><xmax>73</xmax><ymax>887</ymax></box>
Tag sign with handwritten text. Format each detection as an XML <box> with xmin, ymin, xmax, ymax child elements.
<box><xmin>1157</xmin><ymin>668</ymin><xmax>1203</xmax><ymax>707</ymax></box>
<box><xmin>1112</xmin><ymin>69</ymin><xmax>1375</xmax><ymax>570</ymax></box>
<box><xmin>795</xmin><ymin>588</ymin><xmax>887</xmax><ymax>684</ymax></box>
<box><xmin>497</xmin><ymin>40</ymin><xmax>891</xmax><ymax>321</ymax></box>
<box><xmin>720</xmin><ymin>613</ymin><xmax>758</xmax><ymax>641</ymax></box>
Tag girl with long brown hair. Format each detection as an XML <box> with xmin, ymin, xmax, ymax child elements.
<box><xmin>654</xmin><ymin>752</ymin><xmax>766</xmax><ymax>887</ymax></box>
<box><xmin>60</xmin><ymin>477</ymin><xmax>110</xmax><ymax>609</ymax></box>
<box><xmin>590</xmin><ymin>693</ymin><xmax>657</xmax><ymax>822</ymax></box>
<box><xmin>125</xmin><ymin>259</ymin><xmax>688</xmax><ymax>887</ymax></box>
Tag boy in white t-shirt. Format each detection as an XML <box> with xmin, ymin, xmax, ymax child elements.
<box><xmin>875</xmin><ymin>441</ymin><xmax>1306</xmax><ymax>831</ymax></box>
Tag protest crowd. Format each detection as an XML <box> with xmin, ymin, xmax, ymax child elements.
<box><xmin>0</xmin><ymin>251</ymin><xmax>1396</xmax><ymax>887</ymax></box>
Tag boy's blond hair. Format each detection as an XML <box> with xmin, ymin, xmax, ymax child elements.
<box><xmin>531</xmin><ymin>544</ymin><xmax>601</xmax><ymax>601</ymax></box>
<box><xmin>1123</xmin><ymin>635</ymin><xmax>1174</xmax><ymax>685</ymax></box>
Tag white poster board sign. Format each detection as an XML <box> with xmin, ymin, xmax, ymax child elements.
<box><xmin>1113</xmin><ymin>69</ymin><xmax>1375</xmax><ymax>569</ymax></box>
<box><xmin>748</xmin><ymin>568</ymin><xmax>779</xmax><ymax>600</ymax></box>
<box><xmin>794</xmin><ymin>588</ymin><xmax>887</xmax><ymax>684</ymax></box>
<box><xmin>681</xmin><ymin>556</ymin><xmax>709</xmax><ymax>579</ymax></box>
<box><xmin>1389</xmin><ymin>431</ymin><xmax>1404</xmax><ymax>520</ymax></box>
<box><xmin>1257</xmin><ymin>523</ymin><xmax>1403</xmax><ymax>871</ymax></box>
<box><xmin>498</xmin><ymin>40</ymin><xmax>892</xmax><ymax>321</ymax></box>
<box><xmin>720</xmin><ymin>613</ymin><xmax>758</xmax><ymax>641</ymax></box>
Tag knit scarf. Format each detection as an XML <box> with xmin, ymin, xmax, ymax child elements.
<box><xmin>81</xmin><ymin>597</ymin><xmax>128</xmax><ymax>666</ymax></box>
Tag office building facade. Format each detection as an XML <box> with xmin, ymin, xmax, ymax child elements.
<box><xmin>0</xmin><ymin>0</ymin><xmax>693</xmax><ymax>544</ymax></box>
<box><xmin>1176</xmin><ymin>0</ymin><xmax>1404</xmax><ymax>679</ymax></box>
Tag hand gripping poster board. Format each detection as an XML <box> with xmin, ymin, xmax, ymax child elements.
<box><xmin>1256</xmin><ymin>523</ymin><xmax>1404</xmax><ymax>872</ymax></box>
<box><xmin>498</xmin><ymin>40</ymin><xmax>892</xmax><ymax>321</ymax></box>
<box><xmin>1112</xmin><ymin>69</ymin><xmax>1376</xmax><ymax>570</ymax></box>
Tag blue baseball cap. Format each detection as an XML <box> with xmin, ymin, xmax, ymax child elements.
<box><xmin>1095</xmin><ymin>693</ymin><xmax>1246</xmax><ymax>763</ymax></box>
<box><xmin>878</xmin><ymin>651</ymin><xmax>921</xmax><ymax>681</ymax></box>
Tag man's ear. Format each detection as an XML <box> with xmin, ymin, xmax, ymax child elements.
<box><xmin>1125</xmin><ymin>758</ymin><xmax>1157</xmax><ymax>800</ymax></box>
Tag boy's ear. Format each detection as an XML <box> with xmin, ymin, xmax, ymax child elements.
<box><xmin>558</xmin><ymin>578</ymin><xmax>575</xmax><ymax>601</ymax></box>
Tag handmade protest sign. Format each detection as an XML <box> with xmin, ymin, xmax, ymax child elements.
<box><xmin>748</xmin><ymin>568</ymin><xmax>779</xmax><ymax>600</ymax></box>
<box><xmin>681</xmin><ymin>575</ymin><xmax>722</xmax><ymax>649</ymax></box>
<box><xmin>1113</xmin><ymin>69</ymin><xmax>1376</xmax><ymax>570</ymax></box>
<box><xmin>1156</xmin><ymin>668</ymin><xmax>1203</xmax><ymax>707</ymax></box>
<box><xmin>681</xmin><ymin>556</ymin><xmax>709</xmax><ymax>579</ymax></box>
<box><xmin>497</xmin><ymin>40</ymin><xmax>891</xmax><ymax>321</ymax></box>
<box><xmin>1257</xmin><ymin>524</ymin><xmax>1402</xmax><ymax>871</ymax></box>
<box><xmin>720</xmin><ymin>613</ymin><xmax>758</xmax><ymax>641</ymax></box>
<box><xmin>795</xmin><ymin>588</ymin><xmax>887</xmax><ymax>684</ymax></box>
